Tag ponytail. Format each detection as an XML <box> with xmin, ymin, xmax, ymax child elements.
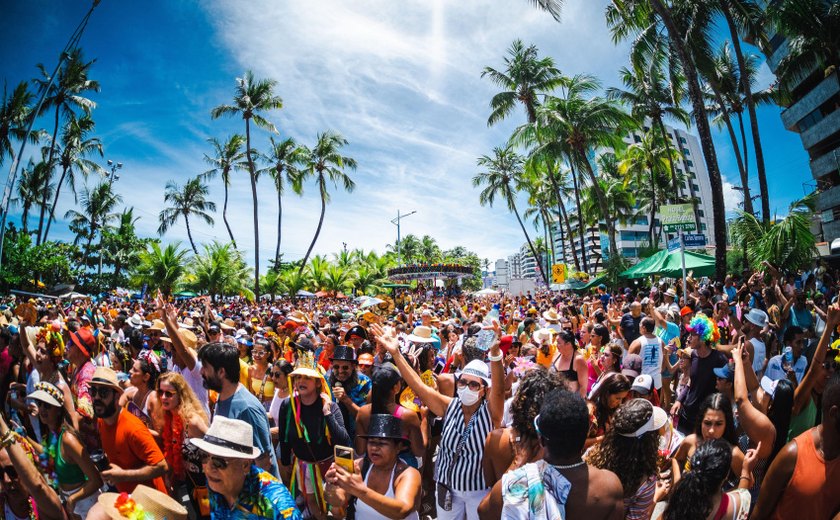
<box><xmin>664</xmin><ymin>439</ymin><xmax>732</xmax><ymax>520</ymax></box>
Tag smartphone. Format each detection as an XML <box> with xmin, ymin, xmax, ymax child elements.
<box><xmin>334</xmin><ymin>445</ymin><xmax>355</xmax><ymax>474</ymax></box>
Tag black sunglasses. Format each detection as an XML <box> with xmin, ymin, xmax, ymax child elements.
<box><xmin>271</xmin><ymin>371</ymin><xmax>284</xmax><ymax>378</ymax></box>
<box><xmin>198</xmin><ymin>451</ymin><xmax>229</xmax><ymax>470</ymax></box>
<box><xmin>456</xmin><ymin>379</ymin><xmax>483</xmax><ymax>391</ymax></box>
<box><xmin>89</xmin><ymin>386</ymin><xmax>115</xmax><ymax>398</ymax></box>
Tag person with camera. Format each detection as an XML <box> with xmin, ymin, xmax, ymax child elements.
<box><xmin>325</xmin><ymin>414</ymin><xmax>421</xmax><ymax>519</ymax></box>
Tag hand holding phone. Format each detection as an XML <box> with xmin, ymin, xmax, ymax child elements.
<box><xmin>334</xmin><ymin>445</ymin><xmax>355</xmax><ymax>474</ymax></box>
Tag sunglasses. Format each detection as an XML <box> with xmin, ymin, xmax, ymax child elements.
<box><xmin>158</xmin><ymin>389</ymin><xmax>176</xmax><ymax>399</ymax></box>
<box><xmin>271</xmin><ymin>371</ymin><xmax>284</xmax><ymax>378</ymax></box>
<box><xmin>456</xmin><ymin>379</ymin><xmax>483</xmax><ymax>391</ymax></box>
<box><xmin>1</xmin><ymin>465</ymin><xmax>16</xmax><ymax>479</ymax></box>
<box><xmin>198</xmin><ymin>451</ymin><xmax>229</xmax><ymax>470</ymax></box>
<box><xmin>89</xmin><ymin>386</ymin><xmax>115</xmax><ymax>398</ymax></box>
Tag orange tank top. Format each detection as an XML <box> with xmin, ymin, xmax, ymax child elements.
<box><xmin>771</xmin><ymin>427</ymin><xmax>840</xmax><ymax>520</ymax></box>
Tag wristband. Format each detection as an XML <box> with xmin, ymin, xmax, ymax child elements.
<box><xmin>488</xmin><ymin>352</ymin><xmax>504</xmax><ymax>362</ymax></box>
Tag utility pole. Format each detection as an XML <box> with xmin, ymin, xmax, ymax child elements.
<box><xmin>391</xmin><ymin>209</ymin><xmax>416</xmax><ymax>267</ymax></box>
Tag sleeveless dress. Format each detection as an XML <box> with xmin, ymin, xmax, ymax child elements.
<box><xmin>354</xmin><ymin>463</ymin><xmax>420</xmax><ymax>520</ymax></box>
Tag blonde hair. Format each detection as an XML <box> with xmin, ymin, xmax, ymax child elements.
<box><xmin>154</xmin><ymin>372</ymin><xmax>209</xmax><ymax>430</ymax></box>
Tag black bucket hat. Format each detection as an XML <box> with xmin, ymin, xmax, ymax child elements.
<box><xmin>330</xmin><ymin>345</ymin><xmax>358</xmax><ymax>362</ymax></box>
<box><xmin>360</xmin><ymin>414</ymin><xmax>406</xmax><ymax>441</ymax></box>
<box><xmin>344</xmin><ymin>325</ymin><xmax>368</xmax><ymax>341</ymax></box>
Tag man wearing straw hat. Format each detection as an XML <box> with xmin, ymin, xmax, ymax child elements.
<box><xmin>191</xmin><ymin>416</ymin><xmax>301</xmax><ymax>520</ymax></box>
<box><xmin>88</xmin><ymin>484</ymin><xmax>188</xmax><ymax>520</ymax></box>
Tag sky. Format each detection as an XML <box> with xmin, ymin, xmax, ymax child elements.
<box><xmin>0</xmin><ymin>0</ymin><xmax>814</xmax><ymax>266</ymax></box>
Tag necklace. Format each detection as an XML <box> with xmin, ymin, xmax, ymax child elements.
<box><xmin>551</xmin><ymin>460</ymin><xmax>586</xmax><ymax>470</ymax></box>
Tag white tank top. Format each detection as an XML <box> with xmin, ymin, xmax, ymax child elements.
<box><xmin>354</xmin><ymin>462</ymin><xmax>420</xmax><ymax>520</ymax></box>
<box><xmin>640</xmin><ymin>335</ymin><xmax>663</xmax><ymax>389</ymax></box>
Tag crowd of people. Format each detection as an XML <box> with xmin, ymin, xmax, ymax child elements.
<box><xmin>0</xmin><ymin>264</ymin><xmax>837</xmax><ymax>519</ymax></box>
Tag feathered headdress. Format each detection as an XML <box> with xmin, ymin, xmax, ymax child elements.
<box><xmin>686</xmin><ymin>313</ymin><xmax>720</xmax><ymax>346</ymax></box>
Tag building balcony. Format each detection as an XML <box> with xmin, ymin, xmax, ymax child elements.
<box><xmin>812</xmin><ymin>144</ymin><xmax>840</xmax><ymax>179</ymax></box>
<box><xmin>781</xmin><ymin>72</ymin><xmax>840</xmax><ymax>131</ymax></box>
<box><xmin>802</xmin><ymin>109</ymin><xmax>840</xmax><ymax>151</ymax></box>
<box><xmin>818</xmin><ymin>186</ymin><xmax>840</xmax><ymax>213</ymax></box>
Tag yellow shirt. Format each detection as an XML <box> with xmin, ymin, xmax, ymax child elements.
<box><xmin>536</xmin><ymin>344</ymin><xmax>557</xmax><ymax>369</ymax></box>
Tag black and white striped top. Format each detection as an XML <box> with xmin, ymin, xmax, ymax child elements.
<box><xmin>434</xmin><ymin>397</ymin><xmax>493</xmax><ymax>492</ymax></box>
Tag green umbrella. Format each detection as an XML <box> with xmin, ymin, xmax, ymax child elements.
<box><xmin>174</xmin><ymin>291</ymin><xmax>198</xmax><ymax>298</ymax></box>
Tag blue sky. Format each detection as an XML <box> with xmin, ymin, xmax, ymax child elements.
<box><xmin>0</xmin><ymin>0</ymin><xmax>813</xmax><ymax>264</ymax></box>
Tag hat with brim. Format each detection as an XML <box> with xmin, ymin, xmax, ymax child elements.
<box><xmin>622</xmin><ymin>354</ymin><xmax>643</xmax><ymax>378</ymax></box>
<box><xmin>760</xmin><ymin>375</ymin><xmax>779</xmax><ymax>398</ymax></box>
<box><xmin>190</xmin><ymin>416</ymin><xmax>261</xmax><ymax>459</ymax></box>
<box><xmin>618</xmin><ymin>399</ymin><xmax>669</xmax><ymax>438</ymax></box>
<box><xmin>542</xmin><ymin>309</ymin><xmax>560</xmax><ymax>322</ymax></box>
<box><xmin>330</xmin><ymin>345</ymin><xmax>358</xmax><ymax>363</ymax></box>
<box><xmin>27</xmin><ymin>381</ymin><xmax>64</xmax><ymax>408</ymax></box>
<box><xmin>144</xmin><ymin>319</ymin><xmax>166</xmax><ymax>332</ymax></box>
<box><xmin>458</xmin><ymin>359</ymin><xmax>491</xmax><ymax>387</ymax></box>
<box><xmin>406</xmin><ymin>326</ymin><xmax>435</xmax><ymax>343</ymax></box>
<box><xmin>631</xmin><ymin>374</ymin><xmax>654</xmax><ymax>395</ymax></box>
<box><xmin>665</xmin><ymin>289</ymin><xmax>677</xmax><ymax>298</ymax></box>
<box><xmin>98</xmin><ymin>485</ymin><xmax>187</xmax><ymax>520</ymax></box>
<box><xmin>745</xmin><ymin>308</ymin><xmax>769</xmax><ymax>329</ymax></box>
<box><xmin>220</xmin><ymin>318</ymin><xmax>236</xmax><ymax>331</ymax></box>
<box><xmin>289</xmin><ymin>367</ymin><xmax>323</xmax><ymax>379</ymax></box>
<box><xmin>533</xmin><ymin>328</ymin><xmax>556</xmax><ymax>344</ymax></box>
<box><xmin>359</xmin><ymin>414</ymin><xmax>408</xmax><ymax>442</ymax></box>
<box><xmin>68</xmin><ymin>328</ymin><xmax>96</xmax><ymax>357</ymax></box>
<box><xmin>344</xmin><ymin>325</ymin><xmax>368</xmax><ymax>342</ymax></box>
<box><xmin>89</xmin><ymin>366</ymin><xmax>124</xmax><ymax>394</ymax></box>
<box><xmin>713</xmin><ymin>363</ymin><xmax>735</xmax><ymax>382</ymax></box>
<box><xmin>287</xmin><ymin>311</ymin><xmax>308</xmax><ymax>324</ymax></box>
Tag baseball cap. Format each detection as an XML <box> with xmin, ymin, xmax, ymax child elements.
<box><xmin>631</xmin><ymin>374</ymin><xmax>654</xmax><ymax>395</ymax></box>
<box><xmin>622</xmin><ymin>354</ymin><xmax>643</xmax><ymax>378</ymax></box>
<box><xmin>713</xmin><ymin>363</ymin><xmax>735</xmax><ymax>382</ymax></box>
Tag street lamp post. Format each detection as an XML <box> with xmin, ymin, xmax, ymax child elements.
<box><xmin>391</xmin><ymin>210</ymin><xmax>416</xmax><ymax>267</ymax></box>
<box><xmin>98</xmin><ymin>159</ymin><xmax>123</xmax><ymax>282</ymax></box>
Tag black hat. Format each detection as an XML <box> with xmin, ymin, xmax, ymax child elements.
<box><xmin>330</xmin><ymin>345</ymin><xmax>358</xmax><ymax>363</ymax></box>
<box><xmin>344</xmin><ymin>325</ymin><xmax>367</xmax><ymax>341</ymax></box>
<box><xmin>291</xmin><ymin>337</ymin><xmax>315</xmax><ymax>352</ymax></box>
<box><xmin>360</xmin><ymin>414</ymin><xmax>406</xmax><ymax>441</ymax></box>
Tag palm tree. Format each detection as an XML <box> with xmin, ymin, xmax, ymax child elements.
<box><xmin>64</xmin><ymin>181</ymin><xmax>121</xmax><ymax>267</ymax></box>
<box><xmin>730</xmin><ymin>193</ymin><xmax>817</xmax><ymax>271</ymax></box>
<box><xmin>481</xmin><ymin>39</ymin><xmax>564</xmax><ymax>125</ymax></box>
<box><xmin>522</xmin><ymin>171</ymin><xmax>558</xmax><ymax>275</ymax></box>
<box><xmin>605</xmin><ymin>0</ymin><xmax>728</xmax><ymax>280</ymax></box>
<box><xmin>158</xmin><ymin>177</ymin><xmax>216</xmax><ymax>255</ymax></box>
<box><xmin>297</xmin><ymin>131</ymin><xmax>357</xmax><ymax>273</ymax></box>
<box><xmin>306</xmin><ymin>254</ymin><xmax>330</xmax><ymax>292</ymax></box>
<box><xmin>525</xmin><ymin>75</ymin><xmax>633</xmax><ymax>257</ymax></box>
<box><xmin>419</xmin><ymin>235</ymin><xmax>441</xmax><ymax>263</ymax></box>
<box><xmin>353</xmin><ymin>263</ymin><xmax>388</xmax><ymax>295</ymax></box>
<box><xmin>32</xmin><ymin>48</ymin><xmax>99</xmax><ymax>245</ymax></box>
<box><xmin>606</xmin><ymin>59</ymin><xmax>690</xmax><ymax>199</ymax></box>
<box><xmin>43</xmin><ymin>113</ymin><xmax>103</xmax><ymax>242</ymax></box>
<box><xmin>473</xmin><ymin>145</ymin><xmax>549</xmax><ymax>285</ymax></box>
<box><xmin>12</xmin><ymin>158</ymin><xmax>50</xmax><ymax>236</ymax></box>
<box><xmin>333</xmin><ymin>249</ymin><xmax>355</xmax><ymax>270</ymax></box>
<box><xmin>187</xmin><ymin>242</ymin><xmax>253</xmax><ymax>300</ymax></box>
<box><xmin>280</xmin><ymin>269</ymin><xmax>310</xmax><ymax>303</ymax></box>
<box><xmin>262</xmin><ymin>136</ymin><xmax>305</xmax><ymax>265</ymax></box>
<box><xmin>0</xmin><ymin>81</ymin><xmax>36</xmax><ymax>166</ymax></box>
<box><xmin>203</xmin><ymin>135</ymin><xmax>245</xmax><ymax>247</ymax></box>
<box><xmin>617</xmin><ymin>129</ymin><xmax>678</xmax><ymax>246</ymax></box>
<box><xmin>132</xmin><ymin>242</ymin><xmax>189</xmax><ymax>297</ymax></box>
<box><xmin>100</xmin><ymin>207</ymin><xmax>142</xmax><ymax>290</ymax></box>
<box><xmin>324</xmin><ymin>264</ymin><xmax>353</xmax><ymax>296</ymax></box>
<box><xmin>261</xmin><ymin>269</ymin><xmax>284</xmax><ymax>301</ymax></box>
<box><xmin>211</xmin><ymin>71</ymin><xmax>284</xmax><ymax>296</ymax></box>
<box><xmin>392</xmin><ymin>234</ymin><xmax>421</xmax><ymax>264</ymax></box>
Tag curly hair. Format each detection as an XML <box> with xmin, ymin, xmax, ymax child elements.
<box><xmin>686</xmin><ymin>313</ymin><xmax>720</xmax><ymax>345</ymax></box>
<box><xmin>153</xmin><ymin>372</ymin><xmax>209</xmax><ymax>430</ymax></box>
<box><xmin>585</xmin><ymin>398</ymin><xmax>660</xmax><ymax>498</ymax></box>
<box><xmin>510</xmin><ymin>368</ymin><xmax>564</xmax><ymax>445</ymax></box>
<box><xmin>664</xmin><ymin>439</ymin><xmax>732</xmax><ymax>520</ymax></box>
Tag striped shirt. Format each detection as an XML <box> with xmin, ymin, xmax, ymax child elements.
<box><xmin>435</xmin><ymin>397</ymin><xmax>493</xmax><ymax>492</ymax></box>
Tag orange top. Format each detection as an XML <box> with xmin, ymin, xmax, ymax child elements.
<box><xmin>98</xmin><ymin>409</ymin><xmax>167</xmax><ymax>494</ymax></box>
<box><xmin>771</xmin><ymin>427</ymin><xmax>840</xmax><ymax>520</ymax></box>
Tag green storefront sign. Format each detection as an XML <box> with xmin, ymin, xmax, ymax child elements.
<box><xmin>660</xmin><ymin>204</ymin><xmax>697</xmax><ymax>232</ymax></box>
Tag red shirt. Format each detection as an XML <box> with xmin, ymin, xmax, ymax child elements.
<box><xmin>98</xmin><ymin>408</ymin><xmax>167</xmax><ymax>494</ymax></box>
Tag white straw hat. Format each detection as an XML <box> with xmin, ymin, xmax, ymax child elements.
<box><xmin>190</xmin><ymin>416</ymin><xmax>261</xmax><ymax>459</ymax></box>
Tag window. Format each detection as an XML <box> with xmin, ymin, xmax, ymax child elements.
<box><xmin>698</xmin><ymin>209</ymin><xmax>705</xmax><ymax>217</ymax></box>
<box><xmin>687</xmin><ymin>160</ymin><xmax>694</xmax><ymax>167</ymax></box>
<box><xmin>679</xmin><ymin>136</ymin><xmax>687</xmax><ymax>144</ymax></box>
<box><xmin>701</xmin><ymin>223</ymin><xmax>707</xmax><ymax>231</ymax></box>
<box><xmin>682</xmin><ymin>148</ymin><xmax>690</xmax><ymax>155</ymax></box>
<box><xmin>692</xmin><ymin>183</ymin><xmax>701</xmax><ymax>191</ymax></box>
<box><xmin>690</xmin><ymin>173</ymin><xmax>697</xmax><ymax>180</ymax></box>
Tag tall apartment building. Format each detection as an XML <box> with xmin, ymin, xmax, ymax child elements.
<box><xmin>551</xmin><ymin>122</ymin><xmax>717</xmax><ymax>270</ymax></box>
<box><xmin>495</xmin><ymin>258</ymin><xmax>509</xmax><ymax>290</ymax></box>
<box><xmin>760</xmin><ymin>3</ymin><xmax>840</xmax><ymax>242</ymax></box>
<box><xmin>519</xmin><ymin>243</ymin><xmax>538</xmax><ymax>280</ymax></box>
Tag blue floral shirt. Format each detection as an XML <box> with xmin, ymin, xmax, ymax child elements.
<box><xmin>209</xmin><ymin>465</ymin><xmax>301</xmax><ymax>520</ymax></box>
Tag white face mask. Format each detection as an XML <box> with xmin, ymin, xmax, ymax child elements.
<box><xmin>457</xmin><ymin>386</ymin><xmax>481</xmax><ymax>406</ymax></box>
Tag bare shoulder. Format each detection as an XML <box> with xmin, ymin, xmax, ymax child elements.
<box><xmin>590</xmin><ymin>465</ymin><xmax>623</xmax><ymax>496</ymax></box>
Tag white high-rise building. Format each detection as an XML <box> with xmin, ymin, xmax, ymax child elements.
<box><xmin>553</xmin><ymin>122</ymin><xmax>716</xmax><ymax>270</ymax></box>
<box><xmin>495</xmin><ymin>259</ymin><xmax>509</xmax><ymax>290</ymax></box>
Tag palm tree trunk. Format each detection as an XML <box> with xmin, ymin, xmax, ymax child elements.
<box><xmin>737</xmin><ymin>110</ymin><xmax>749</xmax><ymax>179</ymax></box>
<box><xmin>655</xmin><ymin>117</ymin><xmax>682</xmax><ymax>201</ymax></box>
<box><xmin>83</xmin><ymin>224</ymin><xmax>95</xmax><ymax>270</ymax></box>
<box><xmin>21</xmin><ymin>205</ymin><xmax>29</xmax><ymax>235</ymax></box>
<box><xmin>545</xmin><ymin>208</ymin><xmax>558</xmax><ymax>272</ymax></box>
<box><xmin>245</xmin><ymin>119</ymin><xmax>260</xmax><ymax>297</ymax></box>
<box><xmin>222</xmin><ymin>182</ymin><xmax>236</xmax><ymax>247</ymax></box>
<box><xmin>275</xmin><ymin>191</ymin><xmax>282</xmax><ymax>266</ymax></box>
<box><xmin>546</xmin><ymin>161</ymin><xmax>580</xmax><ymax>270</ymax></box>
<box><xmin>724</xmin><ymin>112</ymin><xmax>754</xmax><ymax>215</ymax></box>
<box><xmin>649</xmin><ymin>170</ymin><xmax>658</xmax><ymax>247</ymax></box>
<box><xmin>723</xmin><ymin>3</ymin><xmax>769</xmax><ymax>223</ymax></box>
<box><xmin>569</xmin><ymin>163</ymin><xmax>589</xmax><ymax>272</ymax></box>
<box><xmin>649</xmin><ymin>0</ymin><xmax>727</xmax><ymax>281</ymax></box>
<box><xmin>512</xmin><ymin>203</ymin><xmax>549</xmax><ymax>286</ymax></box>
<box><xmin>43</xmin><ymin>162</ymin><xmax>69</xmax><ymax>243</ymax></box>
<box><xmin>579</xmin><ymin>150</ymin><xmax>618</xmax><ymax>258</ymax></box>
<box><xmin>37</xmin><ymin>107</ymin><xmax>60</xmax><ymax>246</ymax></box>
<box><xmin>558</xmin><ymin>197</ymin><xmax>578</xmax><ymax>271</ymax></box>
<box><xmin>185</xmin><ymin>214</ymin><xmax>198</xmax><ymax>254</ymax></box>
<box><xmin>299</xmin><ymin>178</ymin><xmax>326</xmax><ymax>275</ymax></box>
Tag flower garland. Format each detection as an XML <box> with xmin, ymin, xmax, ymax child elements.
<box><xmin>114</xmin><ymin>492</ymin><xmax>150</xmax><ymax>520</ymax></box>
<box><xmin>39</xmin><ymin>431</ymin><xmax>59</xmax><ymax>490</ymax></box>
<box><xmin>35</xmin><ymin>326</ymin><xmax>65</xmax><ymax>360</ymax></box>
<box><xmin>163</xmin><ymin>412</ymin><xmax>186</xmax><ymax>481</ymax></box>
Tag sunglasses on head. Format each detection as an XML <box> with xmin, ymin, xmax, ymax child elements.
<box><xmin>89</xmin><ymin>386</ymin><xmax>114</xmax><ymax>398</ymax></box>
<box><xmin>198</xmin><ymin>451</ymin><xmax>229</xmax><ymax>470</ymax></box>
